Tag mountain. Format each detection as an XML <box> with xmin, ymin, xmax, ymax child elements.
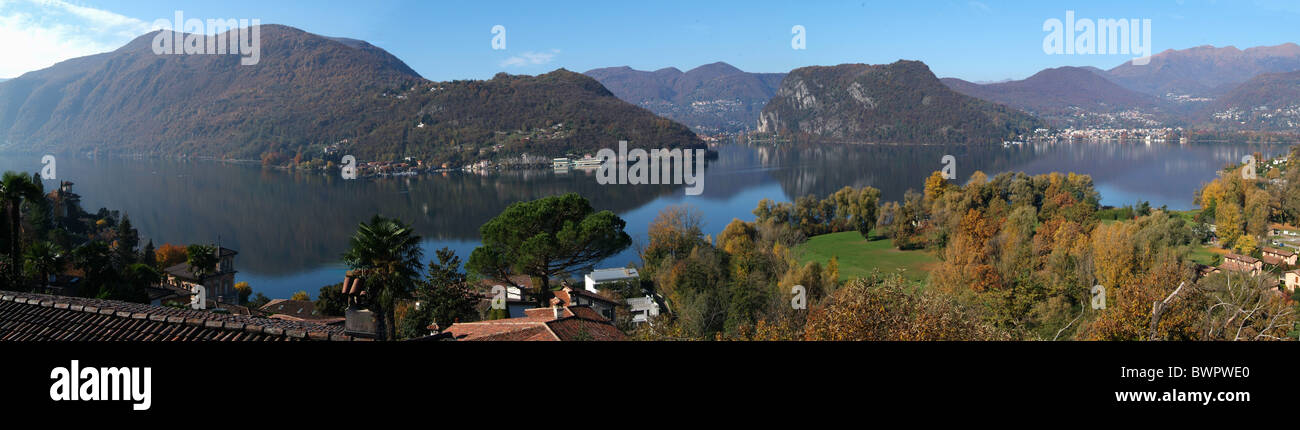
<box><xmin>757</xmin><ymin>60</ymin><xmax>1042</xmax><ymax>143</ymax></box>
<box><xmin>0</xmin><ymin>25</ymin><xmax>418</xmax><ymax>157</ymax></box>
<box><xmin>941</xmin><ymin>43</ymin><xmax>1300</xmax><ymax>129</ymax></box>
<box><xmin>363</xmin><ymin>69</ymin><xmax>703</xmax><ymax>165</ymax></box>
<box><xmin>585</xmin><ymin>62</ymin><xmax>785</xmax><ymax>133</ymax></box>
<box><xmin>941</xmin><ymin>66</ymin><xmax>1171</xmax><ymax>128</ymax></box>
<box><xmin>1203</xmin><ymin>70</ymin><xmax>1300</xmax><ymax>130</ymax></box>
<box><xmin>1105</xmin><ymin>43</ymin><xmax>1300</xmax><ymax>97</ymax></box>
<box><xmin>0</xmin><ymin>25</ymin><xmax>700</xmax><ymax>163</ymax></box>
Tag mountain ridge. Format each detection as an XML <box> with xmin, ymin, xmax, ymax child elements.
<box><xmin>0</xmin><ymin>24</ymin><xmax>701</xmax><ymax>164</ymax></box>
<box><xmin>941</xmin><ymin>66</ymin><xmax>1172</xmax><ymax>128</ymax></box>
<box><xmin>757</xmin><ymin>60</ymin><xmax>1042</xmax><ymax>143</ymax></box>
<box><xmin>1105</xmin><ymin>42</ymin><xmax>1300</xmax><ymax>97</ymax></box>
<box><xmin>585</xmin><ymin>62</ymin><xmax>785</xmax><ymax>133</ymax></box>
<box><xmin>1202</xmin><ymin>70</ymin><xmax>1300</xmax><ymax>130</ymax></box>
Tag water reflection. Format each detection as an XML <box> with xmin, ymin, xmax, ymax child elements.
<box><xmin>0</xmin><ymin>140</ymin><xmax>1288</xmax><ymax>298</ymax></box>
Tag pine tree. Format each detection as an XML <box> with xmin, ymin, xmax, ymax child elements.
<box><xmin>114</xmin><ymin>215</ymin><xmax>139</xmax><ymax>265</ymax></box>
<box><xmin>141</xmin><ymin>240</ymin><xmax>157</xmax><ymax>269</ymax></box>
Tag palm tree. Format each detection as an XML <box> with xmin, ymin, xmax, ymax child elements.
<box><xmin>23</xmin><ymin>241</ymin><xmax>65</xmax><ymax>293</ymax></box>
<box><xmin>71</xmin><ymin>241</ymin><xmax>114</xmax><ymax>297</ymax></box>
<box><xmin>342</xmin><ymin>215</ymin><xmax>423</xmax><ymax>340</ymax></box>
<box><xmin>2</xmin><ymin>172</ymin><xmax>44</xmax><ymax>285</ymax></box>
<box><xmin>185</xmin><ymin>244</ymin><xmax>219</xmax><ymax>279</ymax></box>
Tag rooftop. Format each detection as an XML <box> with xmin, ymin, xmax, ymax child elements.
<box><xmin>586</xmin><ymin>267</ymin><xmax>639</xmax><ymax>282</ymax></box>
<box><xmin>261</xmin><ymin>299</ymin><xmax>319</xmax><ymax>317</ymax></box>
<box><xmin>163</xmin><ymin>248</ymin><xmax>237</xmax><ymax>281</ymax></box>
<box><xmin>1262</xmin><ymin>247</ymin><xmax>1295</xmax><ymax>257</ymax></box>
<box><xmin>1224</xmin><ymin>253</ymin><xmax>1260</xmax><ymax>264</ymax></box>
<box><xmin>260</xmin><ymin>299</ymin><xmax>343</xmax><ymax>323</ymax></box>
<box><xmin>553</xmin><ymin>287</ymin><xmax>620</xmax><ymax>306</ymax></box>
<box><xmin>145</xmin><ymin>284</ymin><xmax>193</xmax><ymax>302</ymax></box>
<box><xmin>442</xmin><ymin>305</ymin><xmax>625</xmax><ymax>341</ymax></box>
<box><xmin>0</xmin><ymin>291</ymin><xmax>356</xmax><ymax>341</ymax></box>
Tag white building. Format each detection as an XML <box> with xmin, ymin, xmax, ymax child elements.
<box><xmin>584</xmin><ymin>268</ymin><xmax>639</xmax><ymax>292</ymax></box>
<box><xmin>626</xmin><ymin>295</ymin><xmax>660</xmax><ymax>324</ymax></box>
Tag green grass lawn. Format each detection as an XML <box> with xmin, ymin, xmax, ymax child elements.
<box><xmin>1106</xmin><ymin>209</ymin><xmax>1219</xmax><ymax>266</ymax></box>
<box><xmin>794</xmin><ymin>231</ymin><xmax>939</xmax><ymax>283</ymax></box>
<box><xmin>1170</xmin><ymin>209</ymin><xmax>1201</xmax><ymax>223</ymax></box>
<box><xmin>1187</xmin><ymin>244</ymin><xmax>1222</xmax><ymax>266</ymax></box>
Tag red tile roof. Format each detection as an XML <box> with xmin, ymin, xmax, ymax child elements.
<box><xmin>1263</xmin><ymin>247</ymin><xmax>1295</xmax><ymax>258</ymax></box>
<box><xmin>546</xmin><ymin>317</ymin><xmax>625</xmax><ymax>341</ymax></box>
<box><xmin>443</xmin><ymin>305</ymin><xmax>625</xmax><ymax>341</ymax></box>
<box><xmin>552</xmin><ymin>288</ymin><xmax>620</xmax><ymax>306</ymax></box>
<box><xmin>452</xmin><ymin>324</ymin><xmax>557</xmax><ymax>341</ymax></box>
<box><xmin>524</xmin><ymin>307</ymin><xmax>575</xmax><ymax>319</ymax></box>
<box><xmin>0</xmin><ymin>291</ymin><xmax>357</xmax><ymax>341</ymax></box>
<box><xmin>1222</xmin><ymin>253</ymin><xmax>1263</xmax><ymax>273</ymax></box>
<box><xmin>1225</xmin><ymin>253</ymin><xmax>1260</xmax><ymax>264</ymax></box>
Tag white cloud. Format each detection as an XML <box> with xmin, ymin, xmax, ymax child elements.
<box><xmin>0</xmin><ymin>0</ymin><xmax>152</xmax><ymax>78</ymax></box>
<box><xmin>500</xmin><ymin>49</ymin><xmax>559</xmax><ymax>68</ymax></box>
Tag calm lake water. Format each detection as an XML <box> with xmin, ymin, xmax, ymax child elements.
<box><xmin>0</xmin><ymin>140</ymin><xmax>1289</xmax><ymax>299</ymax></box>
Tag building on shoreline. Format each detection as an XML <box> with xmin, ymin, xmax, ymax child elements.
<box><xmin>161</xmin><ymin>247</ymin><xmax>239</xmax><ymax>304</ymax></box>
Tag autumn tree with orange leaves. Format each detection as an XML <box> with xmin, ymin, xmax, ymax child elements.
<box><xmin>154</xmin><ymin>243</ymin><xmax>188</xmax><ymax>269</ymax></box>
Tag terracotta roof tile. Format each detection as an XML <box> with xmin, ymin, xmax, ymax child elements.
<box><xmin>1263</xmin><ymin>247</ymin><xmax>1295</xmax><ymax>257</ymax></box>
<box><xmin>0</xmin><ymin>291</ymin><xmax>354</xmax><ymax>342</ymax></box>
<box><xmin>552</xmin><ymin>288</ymin><xmax>621</xmax><ymax>306</ymax></box>
<box><xmin>443</xmin><ymin>305</ymin><xmax>625</xmax><ymax>341</ymax></box>
<box><xmin>1225</xmin><ymin>253</ymin><xmax>1260</xmax><ymax>264</ymax></box>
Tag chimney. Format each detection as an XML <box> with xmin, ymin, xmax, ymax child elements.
<box><xmin>341</xmin><ymin>271</ymin><xmax>378</xmax><ymax>338</ymax></box>
<box><xmin>561</xmin><ymin>285</ymin><xmax>574</xmax><ymax>306</ymax></box>
<box><xmin>549</xmin><ymin>297</ymin><xmax>564</xmax><ymax>320</ymax></box>
<box><xmin>345</xmin><ymin>305</ymin><xmax>379</xmax><ymax>339</ymax></box>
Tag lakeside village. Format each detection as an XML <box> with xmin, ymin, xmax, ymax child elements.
<box><xmin>284</xmin><ymin>129</ymin><xmax>1191</xmax><ymax>178</ymax></box>
<box><xmin>280</xmin><ymin>136</ymin><xmax>727</xmax><ymax>179</ymax></box>
<box><xmin>1022</xmin><ymin>124</ymin><xmax>1300</xmax><ymax>145</ymax></box>
<box><xmin>1017</xmin><ymin>126</ymin><xmax>1260</xmax><ymax>145</ymax></box>
<box><xmin>257</xmin><ymin>118</ymin><xmax>1300</xmax><ymax>179</ymax></box>
<box><xmin>1027</xmin><ymin>127</ymin><xmax>1187</xmax><ymax>144</ymax></box>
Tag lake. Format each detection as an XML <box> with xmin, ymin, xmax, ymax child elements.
<box><xmin>0</xmin><ymin>140</ymin><xmax>1289</xmax><ymax>299</ymax></box>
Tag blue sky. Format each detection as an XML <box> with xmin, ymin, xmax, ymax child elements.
<box><xmin>2</xmin><ymin>0</ymin><xmax>1298</xmax><ymax>81</ymax></box>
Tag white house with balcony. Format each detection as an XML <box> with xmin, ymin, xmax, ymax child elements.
<box><xmin>626</xmin><ymin>295</ymin><xmax>661</xmax><ymax>325</ymax></box>
<box><xmin>584</xmin><ymin>268</ymin><xmax>639</xmax><ymax>293</ymax></box>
